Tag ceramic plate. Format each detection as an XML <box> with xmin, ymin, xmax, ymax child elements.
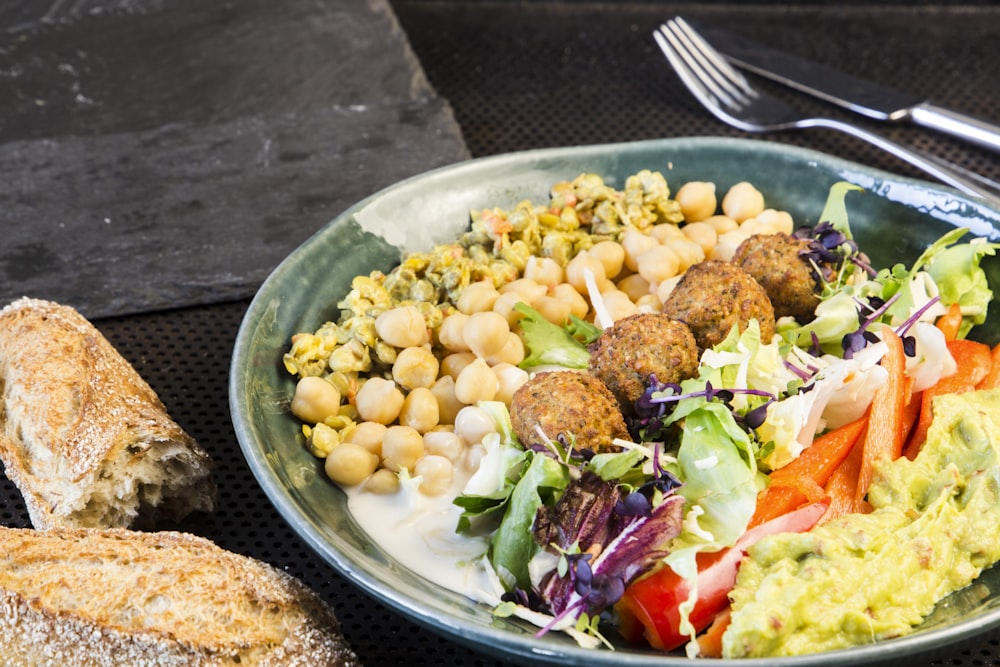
<box><xmin>230</xmin><ymin>137</ymin><xmax>1000</xmax><ymax>666</ymax></box>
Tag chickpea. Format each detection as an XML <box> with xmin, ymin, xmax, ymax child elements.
<box><xmin>374</xmin><ymin>306</ymin><xmax>429</xmax><ymax>348</ymax></box>
<box><xmin>755</xmin><ymin>208</ymin><xmax>795</xmax><ymax>235</ymax></box>
<box><xmin>430</xmin><ymin>375</ymin><xmax>464</xmax><ymax>424</ymax></box>
<box><xmin>681</xmin><ymin>221</ymin><xmax>718</xmax><ymax>255</ymax></box>
<box><xmin>492</xmin><ymin>362</ymin><xmax>529</xmax><ymax>405</ymax></box>
<box><xmin>703</xmin><ymin>214</ymin><xmax>739</xmax><ymax>235</ymax></box>
<box><xmin>454</xmin><ymin>405</ymin><xmax>497</xmax><ymax>446</ymax></box>
<box><xmin>438</xmin><ymin>312</ymin><xmax>471</xmax><ymax>352</ymax></box>
<box><xmin>354</xmin><ymin>377</ymin><xmax>404</xmax><ymax>425</ymax></box>
<box><xmin>523</xmin><ymin>256</ymin><xmax>564</xmax><ymax>286</ymax></box>
<box><xmin>650</xmin><ymin>223</ymin><xmax>685</xmax><ymax>244</ymax></box>
<box><xmin>636</xmin><ymin>244</ymin><xmax>680</xmax><ymax>285</ymax></box>
<box><xmin>486</xmin><ymin>331</ymin><xmax>525</xmax><ymax>367</ymax></box>
<box><xmin>463</xmin><ymin>311</ymin><xmax>511</xmax><ymax>360</ymax></box>
<box><xmin>589</xmin><ymin>241</ymin><xmax>626</xmax><ymax>279</ymax></box>
<box><xmin>454</xmin><ymin>358</ymin><xmax>498</xmax><ymax>404</ymax></box>
<box><xmin>635</xmin><ymin>293</ymin><xmax>663</xmax><ymax>313</ymax></box>
<box><xmin>675</xmin><ymin>181</ymin><xmax>718</xmax><ymax>222</ymax></box>
<box><xmin>343</xmin><ymin>421</ymin><xmax>387</xmax><ymax>456</ymax></box>
<box><xmin>415</xmin><ymin>455</ymin><xmax>454</xmax><ymax>496</ymax></box>
<box><xmin>457</xmin><ymin>279</ymin><xmax>501</xmax><ymax>314</ymax></box>
<box><xmin>708</xmin><ymin>228</ymin><xmax>752</xmax><ymax>262</ymax></box>
<box><xmin>739</xmin><ymin>217</ymin><xmax>775</xmax><ymax>237</ymax></box>
<box><xmin>392</xmin><ymin>346</ymin><xmax>439</xmax><ymax>390</ymax></box>
<box><xmin>492</xmin><ymin>291</ymin><xmax>529</xmax><ymax>327</ymax></box>
<box><xmin>549</xmin><ymin>282</ymin><xmax>590</xmax><ymax>319</ymax></box>
<box><xmin>617</xmin><ymin>273</ymin><xmax>652</xmax><ymax>303</ymax></box>
<box><xmin>441</xmin><ymin>351</ymin><xmax>476</xmax><ymax>380</ymax></box>
<box><xmin>381</xmin><ymin>425</ymin><xmax>425</xmax><ymax>472</ymax></box>
<box><xmin>499</xmin><ymin>278</ymin><xmax>547</xmax><ymax>303</ymax></box>
<box><xmin>621</xmin><ymin>228</ymin><xmax>659</xmax><ymax>272</ymax></box>
<box><xmin>399</xmin><ymin>387</ymin><xmax>440</xmax><ymax>433</ymax></box>
<box><xmin>532</xmin><ymin>294</ymin><xmax>572</xmax><ymax>325</ymax></box>
<box><xmin>565</xmin><ymin>250</ymin><xmax>609</xmax><ymax>295</ymax></box>
<box><xmin>656</xmin><ymin>275</ymin><xmax>683</xmax><ymax>303</ymax></box>
<box><xmin>601</xmin><ymin>289</ymin><xmax>638</xmax><ymax>322</ymax></box>
<box><xmin>365</xmin><ymin>468</ymin><xmax>400</xmax><ymax>495</ymax></box>
<box><xmin>324</xmin><ymin>442</ymin><xmax>379</xmax><ymax>487</ymax></box>
<box><xmin>463</xmin><ymin>443</ymin><xmax>487</xmax><ymax>473</ymax></box>
<box><xmin>423</xmin><ymin>429</ymin><xmax>465</xmax><ymax>461</ymax></box>
<box><xmin>664</xmin><ymin>237</ymin><xmax>705</xmax><ymax>273</ymax></box>
<box><xmin>290</xmin><ymin>376</ymin><xmax>342</xmax><ymax>424</ymax></box>
<box><xmin>722</xmin><ymin>182</ymin><xmax>765</xmax><ymax>223</ymax></box>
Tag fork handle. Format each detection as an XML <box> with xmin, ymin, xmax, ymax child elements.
<box><xmin>910</xmin><ymin>103</ymin><xmax>1000</xmax><ymax>154</ymax></box>
<box><xmin>805</xmin><ymin>117</ymin><xmax>1000</xmax><ymax>209</ymax></box>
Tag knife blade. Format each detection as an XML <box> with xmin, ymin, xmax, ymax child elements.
<box><xmin>695</xmin><ymin>22</ymin><xmax>1000</xmax><ymax>154</ymax></box>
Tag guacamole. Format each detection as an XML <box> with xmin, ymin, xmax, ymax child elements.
<box><xmin>723</xmin><ymin>389</ymin><xmax>1000</xmax><ymax>658</ymax></box>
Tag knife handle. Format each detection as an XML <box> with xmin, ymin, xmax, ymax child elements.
<box><xmin>910</xmin><ymin>103</ymin><xmax>1000</xmax><ymax>154</ymax></box>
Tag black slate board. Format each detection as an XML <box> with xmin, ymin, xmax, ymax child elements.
<box><xmin>0</xmin><ymin>0</ymin><xmax>469</xmax><ymax>318</ymax></box>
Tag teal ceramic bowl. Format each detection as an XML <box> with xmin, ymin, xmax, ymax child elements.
<box><xmin>230</xmin><ymin>137</ymin><xmax>1000</xmax><ymax>666</ymax></box>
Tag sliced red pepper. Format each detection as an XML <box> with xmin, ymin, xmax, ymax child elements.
<box><xmin>617</xmin><ymin>500</ymin><xmax>828</xmax><ymax>651</ymax></box>
<box><xmin>855</xmin><ymin>325</ymin><xmax>907</xmax><ymax>504</ymax></box>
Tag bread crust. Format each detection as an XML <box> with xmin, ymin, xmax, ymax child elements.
<box><xmin>0</xmin><ymin>527</ymin><xmax>361</xmax><ymax>666</ymax></box>
<box><xmin>0</xmin><ymin>297</ymin><xmax>216</xmax><ymax>529</ymax></box>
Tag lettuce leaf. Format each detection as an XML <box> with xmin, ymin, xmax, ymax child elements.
<box><xmin>925</xmin><ymin>236</ymin><xmax>999</xmax><ymax>338</ymax></box>
<box><xmin>515</xmin><ymin>302</ymin><xmax>591</xmax><ymax>369</ymax></box>
<box><xmin>489</xmin><ymin>451</ymin><xmax>571</xmax><ymax>589</ymax></box>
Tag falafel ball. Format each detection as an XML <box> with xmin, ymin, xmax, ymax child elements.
<box><xmin>661</xmin><ymin>260</ymin><xmax>775</xmax><ymax>349</ymax></box>
<box><xmin>510</xmin><ymin>371</ymin><xmax>628</xmax><ymax>452</ymax></box>
<box><xmin>733</xmin><ymin>233</ymin><xmax>820</xmax><ymax>322</ymax></box>
<box><xmin>588</xmin><ymin>313</ymin><xmax>699</xmax><ymax>413</ymax></box>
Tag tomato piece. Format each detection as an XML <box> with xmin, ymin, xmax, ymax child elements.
<box><xmin>618</xmin><ymin>500</ymin><xmax>828</xmax><ymax>651</ymax></box>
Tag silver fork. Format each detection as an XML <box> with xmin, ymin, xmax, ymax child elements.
<box><xmin>655</xmin><ymin>17</ymin><xmax>1000</xmax><ymax>208</ymax></box>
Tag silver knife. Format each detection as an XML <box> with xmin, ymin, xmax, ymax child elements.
<box><xmin>696</xmin><ymin>22</ymin><xmax>1000</xmax><ymax>154</ymax></box>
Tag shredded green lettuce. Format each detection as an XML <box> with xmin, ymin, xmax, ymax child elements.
<box><xmin>926</xmin><ymin>237</ymin><xmax>998</xmax><ymax>338</ymax></box>
<box><xmin>515</xmin><ymin>302</ymin><xmax>593</xmax><ymax>369</ymax></box>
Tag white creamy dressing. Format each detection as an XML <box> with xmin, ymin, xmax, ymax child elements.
<box><xmin>345</xmin><ymin>461</ymin><xmax>497</xmax><ymax>600</ymax></box>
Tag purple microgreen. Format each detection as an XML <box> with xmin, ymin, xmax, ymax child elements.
<box><xmin>894</xmin><ymin>295</ymin><xmax>942</xmax><ymax>337</ymax></box>
<box><xmin>794</xmin><ymin>221</ymin><xmax>874</xmax><ymax>286</ymax></box>
<box><xmin>784</xmin><ymin>358</ymin><xmax>814</xmax><ymax>382</ymax></box>
<box><xmin>841</xmin><ymin>292</ymin><xmax>901</xmax><ymax>359</ymax></box>
<box><xmin>614</xmin><ymin>490</ymin><xmax>652</xmax><ymax>518</ymax></box>
<box><xmin>533</xmin><ymin>493</ymin><xmax>686</xmax><ymax>637</ymax></box>
<box><xmin>744</xmin><ymin>400</ymin><xmax>772</xmax><ymax>430</ymax></box>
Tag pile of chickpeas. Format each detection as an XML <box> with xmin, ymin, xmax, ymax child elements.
<box><xmin>289</xmin><ymin>179</ymin><xmax>794</xmax><ymax>496</ymax></box>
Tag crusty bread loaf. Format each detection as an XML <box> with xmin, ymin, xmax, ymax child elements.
<box><xmin>0</xmin><ymin>526</ymin><xmax>361</xmax><ymax>666</ymax></box>
<box><xmin>0</xmin><ymin>297</ymin><xmax>216</xmax><ymax>529</ymax></box>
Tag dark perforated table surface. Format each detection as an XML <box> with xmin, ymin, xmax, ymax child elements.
<box><xmin>3</xmin><ymin>2</ymin><xmax>1000</xmax><ymax>665</ymax></box>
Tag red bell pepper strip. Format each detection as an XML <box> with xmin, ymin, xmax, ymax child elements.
<box><xmin>695</xmin><ymin>606</ymin><xmax>731</xmax><ymax>658</ymax></box>
<box><xmin>935</xmin><ymin>302</ymin><xmax>963</xmax><ymax>341</ymax></box>
<box><xmin>855</xmin><ymin>326</ymin><xmax>907</xmax><ymax>504</ymax></box>
<box><xmin>747</xmin><ymin>415</ymin><xmax>867</xmax><ymax>529</ymax></box>
<box><xmin>617</xmin><ymin>500</ymin><xmax>829</xmax><ymax>651</ymax></box>
<box><xmin>822</xmin><ymin>426</ymin><xmax>867</xmax><ymax>520</ymax></box>
<box><xmin>975</xmin><ymin>343</ymin><xmax>1000</xmax><ymax>391</ymax></box>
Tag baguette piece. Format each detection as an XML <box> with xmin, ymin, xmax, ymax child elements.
<box><xmin>0</xmin><ymin>526</ymin><xmax>361</xmax><ymax>666</ymax></box>
<box><xmin>0</xmin><ymin>297</ymin><xmax>216</xmax><ymax>529</ymax></box>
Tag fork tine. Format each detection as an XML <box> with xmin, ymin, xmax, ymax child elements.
<box><xmin>673</xmin><ymin>16</ymin><xmax>757</xmax><ymax>97</ymax></box>
<box><xmin>652</xmin><ymin>28</ymin><xmax>717</xmax><ymax>106</ymax></box>
<box><xmin>667</xmin><ymin>16</ymin><xmax>757</xmax><ymax>108</ymax></box>
<box><xmin>655</xmin><ymin>24</ymin><xmax>740</xmax><ymax>110</ymax></box>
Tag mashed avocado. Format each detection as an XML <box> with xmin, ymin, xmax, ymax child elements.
<box><xmin>723</xmin><ymin>389</ymin><xmax>1000</xmax><ymax>658</ymax></box>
